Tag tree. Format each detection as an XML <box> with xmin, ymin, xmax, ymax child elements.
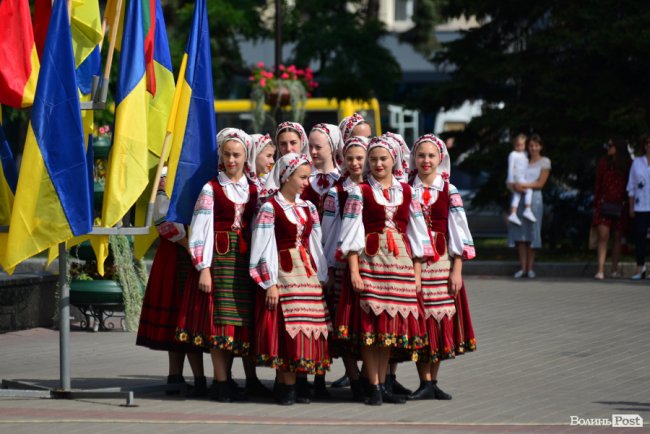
<box><xmin>429</xmin><ymin>0</ymin><xmax>650</xmax><ymax>247</ymax></box>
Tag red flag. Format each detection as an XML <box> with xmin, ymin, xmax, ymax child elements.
<box><xmin>0</xmin><ymin>0</ymin><xmax>40</xmax><ymax>108</ymax></box>
<box><xmin>33</xmin><ymin>0</ymin><xmax>52</xmax><ymax>60</ymax></box>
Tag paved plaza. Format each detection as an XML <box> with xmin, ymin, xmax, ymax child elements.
<box><xmin>1</xmin><ymin>276</ymin><xmax>649</xmax><ymax>433</ymax></box>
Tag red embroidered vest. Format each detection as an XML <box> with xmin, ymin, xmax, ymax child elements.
<box><xmin>269</xmin><ymin>196</ymin><xmax>313</xmax><ymax>251</ymax></box>
<box><xmin>409</xmin><ymin>178</ymin><xmax>449</xmax><ymax>259</ymax></box>
<box><xmin>209</xmin><ymin>179</ymin><xmax>258</xmax><ymax>234</ymax></box>
<box><xmin>360</xmin><ymin>182</ymin><xmax>411</xmax><ymax>234</ymax></box>
<box><xmin>301</xmin><ymin>181</ymin><xmax>325</xmax><ymax>220</ymax></box>
<box><xmin>334</xmin><ymin>179</ymin><xmax>349</xmax><ymax>221</ymax></box>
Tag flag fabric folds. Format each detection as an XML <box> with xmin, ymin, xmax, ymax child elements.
<box><xmin>71</xmin><ymin>0</ymin><xmax>103</xmax><ymax>69</ymax></box>
<box><xmin>0</xmin><ymin>112</ymin><xmax>18</xmax><ymax>226</ymax></box>
<box><xmin>134</xmin><ymin>0</ymin><xmax>176</xmax><ymax>259</ymax></box>
<box><xmin>165</xmin><ymin>0</ymin><xmax>218</xmax><ymax>225</ymax></box>
<box><xmin>101</xmin><ymin>0</ymin><xmax>150</xmax><ymax>230</ymax></box>
<box><xmin>0</xmin><ymin>0</ymin><xmax>40</xmax><ymax>108</ymax></box>
<box><xmin>1</xmin><ymin>0</ymin><xmax>92</xmax><ymax>274</ymax></box>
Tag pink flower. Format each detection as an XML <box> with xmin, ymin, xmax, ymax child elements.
<box><xmin>281</xmin><ymin>72</ymin><xmax>289</xmax><ymax>79</ymax></box>
<box><xmin>279</xmin><ymin>64</ymin><xmax>285</xmax><ymax>71</ymax></box>
<box><xmin>287</xmin><ymin>65</ymin><xmax>297</xmax><ymax>73</ymax></box>
<box><xmin>249</xmin><ymin>75</ymin><xmax>255</xmax><ymax>81</ymax></box>
<box><xmin>259</xmin><ymin>78</ymin><xmax>267</xmax><ymax>87</ymax></box>
<box><xmin>257</xmin><ymin>61</ymin><xmax>265</xmax><ymax>68</ymax></box>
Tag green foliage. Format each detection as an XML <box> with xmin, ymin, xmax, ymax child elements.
<box><xmin>430</xmin><ymin>0</ymin><xmax>650</xmax><ymax>246</ymax></box>
<box><xmin>109</xmin><ymin>235</ymin><xmax>146</xmax><ymax>332</ymax></box>
<box><xmin>399</xmin><ymin>0</ymin><xmax>441</xmax><ymax>57</ymax></box>
<box><xmin>286</xmin><ymin>0</ymin><xmax>401</xmax><ymax>101</ymax></box>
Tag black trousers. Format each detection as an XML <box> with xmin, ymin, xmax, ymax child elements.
<box><xmin>633</xmin><ymin>211</ymin><xmax>650</xmax><ymax>266</ymax></box>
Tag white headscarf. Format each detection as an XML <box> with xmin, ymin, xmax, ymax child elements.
<box><xmin>383</xmin><ymin>132</ymin><xmax>410</xmax><ymax>182</ymax></box>
<box><xmin>410</xmin><ymin>133</ymin><xmax>451</xmax><ymax>180</ymax></box>
<box><xmin>217</xmin><ymin>128</ymin><xmax>254</xmax><ymax>181</ymax></box>
<box><xmin>250</xmin><ymin>133</ymin><xmax>274</xmax><ymax>181</ymax></box>
<box><xmin>275</xmin><ymin>122</ymin><xmax>310</xmax><ymax>158</ymax></box>
<box><xmin>364</xmin><ymin>136</ymin><xmax>402</xmax><ymax>178</ymax></box>
<box><xmin>310</xmin><ymin>123</ymin><xmax>344</xmax><ymax>170</ymax></box>
<box><xmin>340</xmin><ymin>136</ymin><xmax>369</xmax><ymax>175</ymax></box>
<box><xmin>263</xmin><ymin>152</ymin><xmax>311</xmax><ymax>197</ymax></box>
<box><xmin>338</xmin><ymin>112</ymin><xmax>367</xmax><ymax>143</ymax></box>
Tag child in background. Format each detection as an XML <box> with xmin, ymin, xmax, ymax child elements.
<box><xmin>507</xmin><ymin>133</ymin><xmax>536</xmax><ymax>226</ymax></box>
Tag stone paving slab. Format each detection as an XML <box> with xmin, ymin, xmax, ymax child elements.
<box><xmin>1</xmin><ymin>277</ymin><xmax>649</xmax><ymax>433</ymax></box>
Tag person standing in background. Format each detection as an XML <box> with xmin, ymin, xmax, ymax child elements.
<box><xmin>627</xmin><ymin>133</ymin><xmax>650</xmax><ymax>280</ymax></box>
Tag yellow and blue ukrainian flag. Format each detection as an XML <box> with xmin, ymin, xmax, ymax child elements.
<box><xmin>1</xmin><ymin>0</ymin><xmax>92</xmax><ymax>274</ymax></box>
<box><xmin>165</xmin><ymin>0</ymin><xmax>218</xmax><ymax>225</ymax></box>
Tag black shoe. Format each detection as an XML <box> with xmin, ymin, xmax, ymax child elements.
<box><xmin>187</xmin><ymin>376</ymin><xmax>208</xmax><ymax>398</ymax></box>
<box><xmin>313</xmin><ymin>375</ymin><xmax>331</xmax><ymax>400</ymax></box>
<box><xmin>165</xmin><ymin>375</ymin><xmax>187</xmax><ymax>396</ymax></box>
<box><xmin>295</xmin><ymin>377</ymin><xmax>311</xmax><ymax>404</ymax></box>
<box><xmin>245</xmin><ymin>378</ymin><xmax>273</xmax><ymax>398</ymax></box>
<box><xmin>365</xmin><ymin>384</ymin><xmax>382</xmax><ymax>406</ymax></box>
<box><xmin>386</xmin><ymin>374</ymin><xmax>412</xmax><ymax>396</ymax></box>
<box><xmin>330</xmin><ymin>375</ymin><xmax>350</xmax><ymax>388</ymax></box>
<box><xmin>276</xmin><ymin>384</ymin><xmax>296</xmax><ymax>405</ymax></box>
<box><xmin>209</xmin><ymin>380</ymin><xmax>232</xmax><ymax>403</ymax></box>
<box><xmin>407</xmin><ymin>381</ymin><xmax>435</xmax><ymax>400</ymax></box>
<box><xmin>432</xmin><ymin>381</ymin><xmax>452</xmax><ymax>400</ymax></box>
<box><xmin>380</xmin><ymin>383</ymin><xmax>406</xmax><ymax>404</ymax></box>
<box><xmin>350</xmin><ymin>379</ymin><xmax>366</xmax><ymax>402</ymax></box>
<box><xmin>360</xmin><ymin>376</ymin><xmax>372</xmax><ymax>397</ymax></box>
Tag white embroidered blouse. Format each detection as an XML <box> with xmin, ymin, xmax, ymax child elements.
<box><xmin>411</xmin><ymin>174</ymin><xmax>476</xmax><ymax>260</ymax></box>
<box><xmin>154</xmin><ymin>189</ymin><xmax>186</xmax><ymax>242</ymax></box>
<box><xmin>321</xmin><ymin>176</ymin><xmax>358</xmax><ymax>268</ymax></box>
<box><xmin>249</xmin><ymin>192</ymin><xmax>329</xmax><ymax>289</ymax></box>
<box><xmin>338</xmin><ymin>175</ymin><xmax>432</xmax><ymax>259</ymax></box>
<box><xmin>188</xmin><ymin>172</ymin><xmax>251</xmax><ymax>271</ymax></box>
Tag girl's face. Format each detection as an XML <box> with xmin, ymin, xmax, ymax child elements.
<box><xmin>282</xmin><ymin>164</ymin><xmax>311</xmax><ymax>197</ymax></box>
<box><xmin>368</xmin><ymin>147</ymin><xmax>394</xmax><ymax>180</ymax></box>
<box><xmin>351</xmin><ymin>123</ymin><xmax>372</xmax><ymax>138</ymax></box>
<box><xmin>255</xmin><ymin>144</ymin><xmax>275</xmax><ymax>175</ymax></box>
<box><xmin>345</xmin><ymin>146</ymin><xmax>366</xmax><ymax>177</ymax></box>
<box><xmin>222</xmin><ymin>140</ymin><xmax>246</xmax><ymax>178</ymax></box>
<box><xmin>415</xmin><ymin>141</ymin><xmax>441</xmax><ymax>176</ymax></box>
<box><xmin>514</xmin><ymin>137</ymin><xmax>526</xmax><ymax>152</ymax></box>
<box><xmin>278</xmin><ymin>131</ymin><xmax>301</xmax><ymax>156</ymax></box>
<box><xmin>528</xmin><ymin>139</ymin><xmax>542</xmax><ymax>157</ymax></box>
<box><xmin>309</xmin><ymin>131</ymin><xmax>332</xmax><ymax>169</ymax></box>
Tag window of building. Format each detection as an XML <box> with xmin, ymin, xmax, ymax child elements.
<box><xmin>394</xmin><ymin>0</ymin><xmax>414</xmax><ymax>22</ymax></box>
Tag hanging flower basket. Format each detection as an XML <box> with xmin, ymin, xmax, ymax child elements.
<box><xmin>249</xmin><ymin>62</ymin><xmax>318</xmax><ymax>131</ymax></box>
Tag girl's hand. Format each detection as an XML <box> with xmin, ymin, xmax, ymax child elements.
<box><xmin>351</xmin><ymin>272</ymin><xmax>365</xmax><ymax>293</ymax></box>
<box><xmin>448</xmin><ymin>269</ymin><xmax>463</xmax><ymax>297</ymax></box>
<box><xmin>266</xmin><ymin>285</ymin><xmax>279</xmax><ymax>310</ymax></box>
<box><xmin>198</xmin><ymin>268</ymin><xmax>212</xmax><ymax>293</ymax></box>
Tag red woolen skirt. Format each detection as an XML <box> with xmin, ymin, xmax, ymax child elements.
<box><xmin>136</xmin><ymin>238</ymin><xmax>201</xmax><ymax>353</ymax></box>
<box><xmin>175</xmin><ymin>266</ymin><xmax>215</xmax><ymax>349</ymax></box>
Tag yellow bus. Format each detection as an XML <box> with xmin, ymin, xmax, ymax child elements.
<box><xmin>214</xmin><ymin>98</ymin><xmax>382</xmax><ymax>135</ymax></box>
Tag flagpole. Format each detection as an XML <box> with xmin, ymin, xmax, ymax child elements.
<box><xmin>99</xmin><ymin>0</ymin><xmax>123</xmax><ymax>103</ymax></box>
<box><xmin>58</xmin><ymin>242</ymin><xmax>71</xmax><ymax>391</ymax></box>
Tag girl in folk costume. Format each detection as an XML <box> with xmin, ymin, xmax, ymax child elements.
<box><xmin>407</xmin><ymin>134</ymin><xmax>476</xmax><ymax>401</ymax></box>
<box><xmin>181</xmin><ymin>128</ymin><xmax>265</xmax><ymax>402</ymax></box>
<box><xmin>380</xmin><ymin>131</ymin><xmax>413</xmax><ymax>396</ymax></box>
<box><xmin>336</xmin><ymin>136</ymin><xmax>432</xmax><ymax>405</ymax></box>
<box><xmin>250</xmin><ymin>153</ymin><xmax>331</xmax><ymax>405</ymax></box>
<box><xmin>275</xmin><ymin>121</ymin><xmax>310</xmax><ymax>157</ymax></box>
<box><xmin>321</xmin><ymin>136</ymin><xmax>369</xmax><ymax>401</ymax></box>
<box><xmin>136</xmin><ymin>168</ymin><xmax>206</xmax><ymax>397</ymax></box>
<box><xmin>302</xmin><ymin>123</ymin><xmax>343</xmax><ymax>218</ymax></box>
<box><xmin>250</xmin><ymin>133</ymin><xmax>276</xmax><ymax>187</ymax></box>
<box><xmin>339</xmin><ymin>112</ymin><xmax>372</xmax><ymax>142</ymax></box>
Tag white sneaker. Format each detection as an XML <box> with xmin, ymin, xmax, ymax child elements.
<box><xmin>522</xmin><ymin>208</ymin><xmax>537</xmax><ymax>222</ymax></box>
<box><xmin>514</xmin><ymin>270</ymin><xmax>526</xmax><ymax>278</ymax></box>
<box><xmin>508</xmin><ymin>213</ymin><xmax>522</xmax><ymax>226</ymax></box>
<box><xmin>527</xmin><ymin>270</ymin><xmax>536</xmax><ymax>278</ymax></box>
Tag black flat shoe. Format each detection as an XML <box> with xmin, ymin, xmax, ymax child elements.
<box><xmin>187</xmin><ymin>376</ymin><xmax>208</xmax><ymax>398</ymax></box>
<box><xmin>386</xmin><ymin>374</ymin><xmax>412</xmax><ymax>396</ymax></box>
<box><xmin>365</xmin><ymin>384</ymin><xmax>382</xmax><ymax>406</ymax></box>
<box><xmin>432</xmin><ymin>381</ymin><xmax>452</xmax><ymax>400</ymax></box>
<box><xmin>245</xmin><ymin>378</ymin><xmax>273</xmax><ymax>398</ymax></box>
<box><xmin>407</xmin><ymin>381</ymin><xmax>435</xmax><ymax>400</ymax></box>
<box><xmin>380</xmin><ymin>383</ymin><xmax>406</xmax><ymax>404</ymax></box>
<box><xmin>295</xmin><ymin>377</ymin><xmax>311</xmax><ymax>404</ymax></box>
<box><xmin>209</xmin><ymin>380</ymin><xmax>232</xmax><ymax>403</ymax></box>
<box><xmin>330</xmin><ymin>375</ymin><xmax>350</xmax><ymax>388</ymax></box>
<box><xmin>276</xmin><ymin>384</ymin><xmax>296</xmax><ymax>405</ymax></box>
<box><xmin>350</xmin><ymin>379</ymin><xmax>366</xmax><ymax>402</ymax></box>
<box><xmin>313</xmin><ymin>375</ymin><xmax>331</xmax><ymax>400</ymax></box>
<box><xmin>165</xmin><ymin>375</ymin><xmax>187</xmax><ymax>396</ymax></box>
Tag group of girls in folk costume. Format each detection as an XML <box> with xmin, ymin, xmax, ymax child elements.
<box><xmin>136</xmin><ymin>113</ymin><xmax>476</xmax><ymax>406</ymax></box>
